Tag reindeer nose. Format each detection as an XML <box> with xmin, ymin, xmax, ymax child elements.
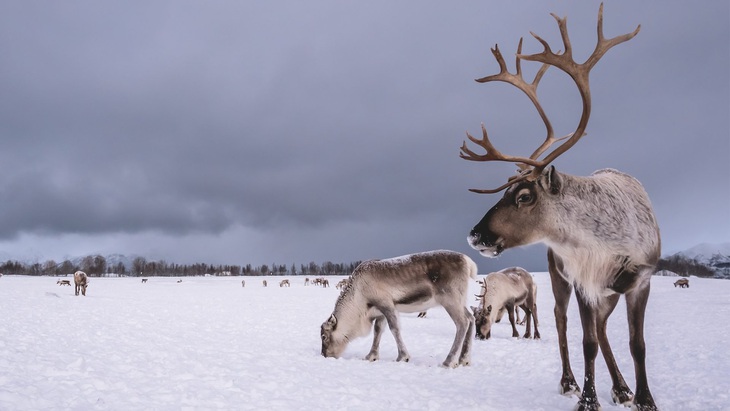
<box><xmin>468</xmin><ymin>230</ymin><xmax>481</xmax><ymax>244</ymax></box>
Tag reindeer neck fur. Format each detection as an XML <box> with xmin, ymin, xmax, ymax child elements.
<box><xmin>541</xmin><ymin>169</ymin><xmax>660</xmax><ymax>304</ymax></box>
<box><xmin>331</xmin><ymin>274</ymin><xmax>376</xmax><ymax>341</ymax></box>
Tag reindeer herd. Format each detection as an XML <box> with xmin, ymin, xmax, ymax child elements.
<box><xmin>39</xmin><ymin>5</ymin><xmax>675</xmax><ymax>409</ymax></box>
<box><xmin>320</xmin><ymin>4</ymin><xmax>666</xmax><ymax>410</ymax></box>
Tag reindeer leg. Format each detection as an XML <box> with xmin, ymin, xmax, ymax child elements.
<box><xmin>516</xmin><ymin>306</ymin><xmax>525</xmax><ymax>326</ymax></box>
<box><xmin>529</xmin><ymin>299</ymin><xmax>540</xmax><ymax>340</ymax></box>
<box><xmin>575</xmin><ymin>291</ymin><xmax>601</xmax><ymax>411</ymax></box>
<box><xmin>506</xmin><ymin>303</ymin><xmax>520</xmax><ymax>338</ymax></box>
<box><xmin>625</xmin><ymin>275</ymin><xmax>658</xmax><ymax>411</ymax></box>
<box><xmin>365</xmin><ymin>316</ymin><xmax>385</xmax><ymax>362</ymax></box>
<box><xmin>548</xmin><ymin>250</ymin><xmax>580</xmax><ymax>397</ymax></box>
<box><xmin>520</xmin><ymin>304</ymin><xmax>532</xmax><ymax>339</ymax></box>
<box><xmin>440</xmin><ymin>303</ymin><xmax>472</xmax><ymax>367</ymax></box>
<box><xmin>380</xmin><ymin>307</ymin><xmax>410</xmax><ymax>363</ymax></box>
<box><xmin>457</xmin><ymin>306</ymin><xmax>475</xmax><ymax>367</ymax></box>
<box><xmin>596</xmin><ymin>293</ymin><xmax>633</xmax><ymax>406</ymax></box>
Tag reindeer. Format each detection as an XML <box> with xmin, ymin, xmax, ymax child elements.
<box><xmin>279</xmin><ymin>279</ymin><xmax>290</xmax><ymax>287</ymax></box>
<box><xmin>262</xmin><ymin>280</ymin><xmax>268</xmax><ymax>287</ymax></box>
<box><xmin>141</xmin><ymin>278</ymin><xmax>148</xmax><ymax>283</ymax></box>
<box><xmin>471</xmin><ymin>267</ymin><xmax>539</xmax><ymax>340</ymax></box>
<box><xmin>73</xmin><ymin>271</ymin><xmax>88</xmax><ymax>296</ymax></box>
<box><xmin>320</xmin><ymin>250</ymin><xmax>476</xmax><ymax>368</ymax></box>
<box><xmin>460</xmin><ymin>5</ymin><xmax>658</xmax><ymax>410</ymax></box>
<box><xmin>335</xmin><ymin>278</ymin><xmax>350</xmax><ymax>290</ymax></box>
<box><xmin>241</xmin><ymin>279</ymin><xmax>246</xmax><ymax>287</ymax></box>
<box><xmin>673</xmin><ymin>278</ymin><xmax>689</xmax><ymax>288</ymax></box>
<box><xmin>57</xmin><ymin>279</ymin><xmax>71</xmax><ymax>286</ymax></box>
<box><xmin>304</xmin><ymin>278</ymin><xmax>310</xmax><ymax>286</ymax></box>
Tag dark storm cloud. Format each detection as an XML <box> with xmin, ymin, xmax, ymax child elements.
<box><xmin>0</xmin><ymin>1</ymin><xmax>727</xmax><ymax>269</ymax></box>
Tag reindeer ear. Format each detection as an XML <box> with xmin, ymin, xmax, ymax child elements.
<box><xmin>328</xmin><ymin>314</ymin><xmax>337</xmax><ymax>328</ymax></box>
<box><xmin>544</xmin><ymin>165</ymin><xmax>562</xmax><ymax>195</ymax></box>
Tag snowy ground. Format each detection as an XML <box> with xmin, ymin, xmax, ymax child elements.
<box><xmin>0</xmin><ymin>273</ymin><xmax>727</xmax><ymax>410</ymax></box>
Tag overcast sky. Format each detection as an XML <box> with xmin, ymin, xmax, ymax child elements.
<box><xmin>0</xmin><ymin>1</ymin><xmax>727</xmax><ymax>272</ymax></box>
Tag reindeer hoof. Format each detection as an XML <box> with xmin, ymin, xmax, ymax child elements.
<box><xmin>365</xmin><ymin>354</ymin><xmax>378</xmax><ymax>362</ymax></box>
<box><xmin>574</xmin><ymin>398</ymin><xmax>601</xmax><ymax>411</ymax></box>
<box><xmin>610</xmin><ymin>387</ymin><xmax>633</xmax><ymax>406</ymax></box>
<box><xmin>560</xmin><ymin>381</ymin><xmax>581</xmax><ymax>398</ymax></box>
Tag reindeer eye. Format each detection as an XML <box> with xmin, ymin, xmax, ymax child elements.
<box><xmin>517</xmin><ymin>193</ymin><xmax>533</xmax><ymax>205</ymax></box>
<box><xmin>514</xmin><ymin>188</ymin><xmax>534</xmax><ymax>205</ymax></box>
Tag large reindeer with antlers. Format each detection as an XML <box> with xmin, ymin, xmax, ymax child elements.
<box><xmin>461</xmin><ymin>5</ymin><xmax>659</xmax><ymax>411</ymax></box>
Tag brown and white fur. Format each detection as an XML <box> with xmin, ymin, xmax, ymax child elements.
<box><xmin>469</xmin><ymin>167</ymin><xmax>660</xmax><ymax>410</ymax></box>
<box><xmin>673</xmin><ymin>278</ymin><xmax>689</xmax><ymax>288</ymax></box>
<box><xmin>73</xmin><ymin>271</ymin><xmax>88</xmax><ymax>296</ymax></box>
<box><xmin>57</xmin><ymin>279</ymin><xmax>71</xmax><ymax>286</ymax></box>
<box><xmin>471</xmin><ymin>267</ymin><xmax>539</xmax><ymax>340</ymax></box>
<box><xmin>320</xmin><ymin>250</ymin><xmax>477</xmax><ymax>368</ymax></box>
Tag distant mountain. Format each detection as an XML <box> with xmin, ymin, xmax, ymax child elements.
<box><xmin>663</xmin><ymin>242</ymin><xmax>730</xmax><ymax>279</ymax></box>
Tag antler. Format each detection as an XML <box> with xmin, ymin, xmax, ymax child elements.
<box><xmin>460</xmin><ymin>3</ymin><xmax>640</xmax><ymax>194</ymax></box>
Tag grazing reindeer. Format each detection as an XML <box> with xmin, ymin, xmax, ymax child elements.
<box><xmin>73</xmin><ymin>271</ymin><xmax>88</xmax><ymax>296</ymax></box>
<box><xmin>471</xmin><ymin>267</ymin><xmax>539</xmax><ymax>340</ymax></box>
<box><xmin>57</xmin><ymin>279</ymin><xmax>71</xmax><ymax>286</ymax></box>
<box><xmin>460</xmin><ymin>5</ymin><xmax>659</xmax><ymax>410</ymax></box>
<box><xmin>673</xmin><ymin>278</ymin><xmax>689</xmax><ymax>288</ymax></box>
<box><xmin>141</xmin><ymin>278</ymin><xmax>148</xmax><ymax>283</ymax></box>
<box><xmin>320</xmin><ymin>250</ymin><xmax>476</xmax><ymax>368</ymax></box>
<box><xmin>279</xmin><ymin>279</ymin><xmax>290</xmax><ymax>287</ymax></box>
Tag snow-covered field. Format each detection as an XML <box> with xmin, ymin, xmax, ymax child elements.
<box><xmin>1</xmin><ymin>273</ymin><xmax>727</xmax><ymax>410</ymax></box>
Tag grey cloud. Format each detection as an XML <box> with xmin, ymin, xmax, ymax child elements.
<box><xmin>0</xmin><ymin>1</ymin><xmax>727</xmax><ymax>268</ymax></box>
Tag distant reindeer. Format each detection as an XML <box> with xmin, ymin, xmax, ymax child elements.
<box><xmin>321</xmin><ymin>250</ymin><xmax>476</xmax><ymax>368</ymax></box>
<box><xmin>141</xmin><ymin>278</ymin><xmax>148</xmax><ymax>283</ymax></box>
<box><xmin>176</xmin><ymin>279</ymin><xmax>183</xmax><ymax>283</ymax></box>
<box><xmin>335</xmin><ymin>278</ymin><xmax>350</xmax><ymax>290</ymax></box>
<box><xmin>262</xmin><ymin>280</ymin><xmax>268</xmax><ymax>287</ymax></box>
<box><xmin>279</xmin><ymin>279</ymin><xmax>290</xmax><ymax>287</ymax></box>
<box><xmin>471</xmin><ymin>267</ymin><xmax>539</xmax><ymax>340</ymax></box>
<box><xmin>57</xmin><ymin>279</ymin><xmax>71</xmax><ymax>286</ymax></box>
<box><xmin>241</xmin><ymin>279</ymin><xmax>246</xmax><ymax>287</ymax></box>
<box><xmin>673</xmin><ymin>278</ymin><xmax>689</xmax><ymax>288</ymax></box>
<box><xmin>460</xmin><ymin>5</ymin><xmax>658</xmax><ymax>410</ymax></box>
<box><xmin>304</xmin><ymin>278</ymin><xmax>310</xmax><ymax>286</ymax></box>
<box><xmin>73</xmin><ymin>271</ymin><xmax>88</xmax><ymax>296</ymax></box>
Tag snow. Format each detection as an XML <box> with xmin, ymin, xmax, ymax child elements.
<box><xmin>1</xmin><ymin>274</ymin><xmax>728</xmax><ymax>410</ymax></box>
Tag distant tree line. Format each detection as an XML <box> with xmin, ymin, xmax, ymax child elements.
<box><xmin>0</xmin><ymin>254</ymin><xmax>362</xmax><ymax>277</ymax></box>
<box><xmin>657</xmin><ymin>255</ymin><xmax>716</xmax><ymax>278</ymax></box>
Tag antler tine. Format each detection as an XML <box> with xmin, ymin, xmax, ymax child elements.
<box><xmin>460</xmin><ymin>39</ymin><xmax>556</xmax><ymax>172</ymax></box>
<box><xmin>516</xmin><ymin>2</ymin><xmax>640</xmax><ymax>177</ymax></box>
<box><xmin>462</xmin><ymin>3</ymin><xmax>639</xmax><ymax>193</ymax></box>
